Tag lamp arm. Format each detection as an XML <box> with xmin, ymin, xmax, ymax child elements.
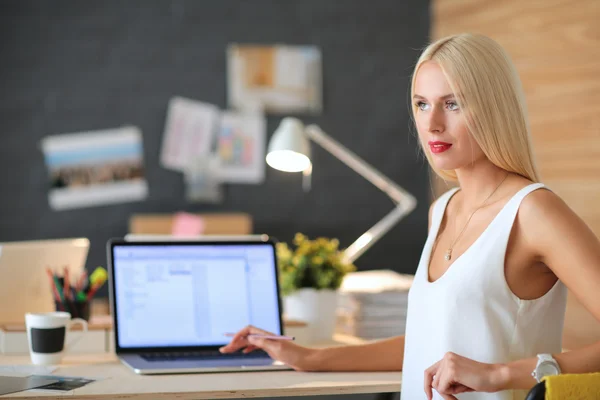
<box><xmin>342</xmin><ymin>204</ymin><xmax>411</xmax><ymax>264</ymax></box>
<box><xmin>305</xmin><ymin>124</ymin><xmax>417</xmax><ymax>208</ymax></box>
<box><xmin>304</xmin><ymin>124</ymin><xmax>418</xmax><ymax>264</ymax></box>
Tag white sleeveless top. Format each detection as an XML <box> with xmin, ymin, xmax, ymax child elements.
<box><xmin>400</xmin><ymin>183</ymin><xmax>567</xmax><ymax>400</ymax></box>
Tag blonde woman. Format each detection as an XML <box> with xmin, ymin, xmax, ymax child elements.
<box><xmin>221</xmin><ymin>33</ymin><xmax>600</xmax><ymax>399</ymax></box>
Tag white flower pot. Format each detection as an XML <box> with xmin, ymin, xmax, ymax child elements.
<box><xmin>283</xmin><ymin>288</ymin><xmax>338</xmax><ymax>343</ymax></box>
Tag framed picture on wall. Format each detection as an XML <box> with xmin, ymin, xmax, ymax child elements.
<box><xmin>227</xmin><ymin>44</ymin><xmax>322</xmax><ymax>115</ymax></box>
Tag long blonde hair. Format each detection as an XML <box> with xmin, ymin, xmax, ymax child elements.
<box><xmin>411</xmin><ymin>33</ymin><xmax>540</xmax><ymax>183</ymax></box>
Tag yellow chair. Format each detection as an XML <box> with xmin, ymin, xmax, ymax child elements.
<box><xmin>525</xmin><ymin>373</ymin><xmax>600</xmax><ymax>400</ymax></box>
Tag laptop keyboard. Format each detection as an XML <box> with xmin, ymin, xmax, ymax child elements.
<box><xmin>141</xmin><ymin>349</ymin><xmax>269</xmax><ymax>362</ymax></box>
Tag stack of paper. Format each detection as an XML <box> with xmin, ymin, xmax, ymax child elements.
<box><xmin>336</xmin><ymin>270</ymin><xmax>414</xmax><ymax>340</ymax></box>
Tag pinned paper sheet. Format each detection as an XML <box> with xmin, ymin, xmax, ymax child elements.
<box><xmin>216</xmin><ymin>111</ymin><xmax>266</xmax><ymax>184</ymax></box>
<box><xmin>171</xmin><ymin>212</ymin><xmax>205</xmax><ymax>236</ymax></box>
<box><xmin>160</xmin><ymin>97</ymin><xmax>219</xmax><ymax>172</ymax></box>
<box><xmin>227</xmin><ymin>44</ymin><xmax>322</xmax><ymax>114</ymax></box>
<box><xmin>184</xmin><ymin>155</ymin><xmax>223</xmax><ymax>203</ymax></box>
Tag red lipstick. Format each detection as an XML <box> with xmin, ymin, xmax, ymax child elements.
<box><xmin>428</xmin><ymin>141</ymin><xmax>452</xmax><ymax>154</ymax></box>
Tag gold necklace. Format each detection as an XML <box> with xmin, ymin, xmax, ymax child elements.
<box><xmin>444</xmin><ymin>173</ymin><xmax>509</xmax><ymax>261</ymax></box>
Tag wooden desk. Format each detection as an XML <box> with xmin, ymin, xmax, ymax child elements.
<box><xmin>0</xmin><ymin>336</ymin><xmax>402</xmax><ymax>399</ymax></box>
<box><xmin>0</xmin><ymin>354</ymin><xmax>400</xmax><ymax>399</ymax></box>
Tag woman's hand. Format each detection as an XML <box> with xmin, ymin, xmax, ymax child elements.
<box><xmin>424</xmin><ymin>352</ymin><xmax>508</xmax><ymax>400</ymax></box>
<box><xmin>219</xmin><ymin>325</ymin><xmax>317</xmax><ymax>371</ymax></box>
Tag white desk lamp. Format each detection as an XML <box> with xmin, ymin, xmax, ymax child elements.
<box><xmin>266</xmin><ymin>117</ymin><xmax>417</xmax><ymax>264</ymax></box>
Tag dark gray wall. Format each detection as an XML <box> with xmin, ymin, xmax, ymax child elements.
<box><xmin>0</xmin><ymin>0</ymin><xmax>431</xmax><ymax>297</ymax></box>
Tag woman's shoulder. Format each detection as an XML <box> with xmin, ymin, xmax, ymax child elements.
<box><xmin>502</xmin><ymin>174</ymin><xmax>559</xmax><ymax>210</ymax></box>
<box><xmin>498</xmin><ymin>174</ymin><xmax>550</xmax><ymax>206</ymax></box>
<box><xmin>515</xmin><ymin>180</ymin><xmax>581</xmax><ymax>250</ymax></box>
<box><xmin>518</xmin><ymin>183</ymin><xmax>569</xmax><ymax>220</ymax></box>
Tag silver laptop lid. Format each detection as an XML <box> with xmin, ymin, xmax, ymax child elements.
<box><xmin>107</xmin><ymin>238</ymin><xmax>284</xmax><ymax>354</ymax></box>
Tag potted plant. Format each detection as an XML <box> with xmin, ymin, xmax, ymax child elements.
<box><xmin>276</xmin><ymin>233</ymin><xmax>356</xmax><ymax>341</ymax></box>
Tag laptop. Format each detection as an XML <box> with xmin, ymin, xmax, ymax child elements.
<box><xmin>0</xmin><ymin>238</ymin><xmax>89</xmax><ymax>324</ymax></box>
<box><xmin>106</xmin><ymin>238</ymin><xmax>292</xmax><ymax>374</ymax></box>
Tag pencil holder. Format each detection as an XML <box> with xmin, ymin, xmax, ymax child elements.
<box><xmin>55</xmin><ymin>299</ymin><xmax>91</xmax><ymax>321</ymax></box>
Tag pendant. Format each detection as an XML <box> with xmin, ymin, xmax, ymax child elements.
<box><xmin>445</xmin><ymin>249</ymin><xmax>452</xmax><ymax>261</ymax></box>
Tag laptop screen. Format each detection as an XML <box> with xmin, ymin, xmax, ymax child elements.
<box><xmin>111</xmin><ymin>242</ymin><xmax>282</xmax><ymax>349</ymax></box>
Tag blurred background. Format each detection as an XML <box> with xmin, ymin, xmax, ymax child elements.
<box><xmin>0</xmin><ymin>1</ymin><xmax>598</xmax><ymax>397</ymax></box>
<box><xmin>0</xmin><ymin>0</ymin><xmax>430</xmax><ymax>294</ymax></box>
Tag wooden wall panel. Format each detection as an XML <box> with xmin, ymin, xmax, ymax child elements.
<box><xmin>432</xmin><ymin>0</ymin><xmax>600</xmax><ymax>350</ymax></box>
<box><xmin>431</xmin><ymin>0</ymin><xmax>600</xmax><ymax>233</ymax></box>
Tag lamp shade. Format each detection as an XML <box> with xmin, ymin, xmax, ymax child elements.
<box><xmin>266</xmin><ymin>118</ymin><xmax>311</xmax><ymax>172</ymax></box>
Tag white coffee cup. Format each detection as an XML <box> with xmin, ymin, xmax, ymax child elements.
<box><xmin>25</xmin><ymin>312</ymin><xmax>88</xmax><ymax>365</ymax></box>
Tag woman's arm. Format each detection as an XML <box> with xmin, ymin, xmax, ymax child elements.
<box><xmin>306</xmin><ymin>335</ymin><xmax>405</xmax><ymax>372</ymax></box>
<box><xmin>500</xmin><ymin>342</ymin><xmax>600</xmax><ymax>389</ymax></box>
<box><xmin>498</xmin><ymin>189</ymin><xmax>600</xmax><ymax>389</ymax></box>
<box><xmin>221</xmin><ymin>325</ymin><xmax>405</xmax><ymax>372</ymax></box>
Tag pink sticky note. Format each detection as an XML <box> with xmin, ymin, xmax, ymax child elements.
<box><xmin>172</xmin><ymin>212</ymin><xmax>205</xmax><ymax>236</ymax></box>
